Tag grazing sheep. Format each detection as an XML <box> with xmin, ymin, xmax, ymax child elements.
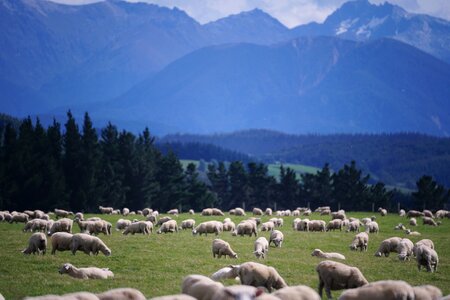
<box><xmin>394</xmin><ymin>223</ymin><xmax>406</xmax><ymax>230</ymax></box>
<box><xmin>413</xmin><ymin>285</ymin><xmax>442</xmax><ymax>300</ymax></box>
<box><xmin>265</xmin><ymin>208</ymin><xmax>273</xmax><ymax>216</ymax></box>
<box><xmin>51</xmin><ymin>232</ymin><xmax>73</xmax><ymax>255</ymax></box>
<box><xmin>338</xmin><ymin>280</ymin><xmax>414</xmax><ymax>300</ymax></box>
<box><xmin>316</xmin><ymin>260</ymin><xmax>368</xmax><ymax>299</ymax></box>
<box><xmin>96</xmin><ymin>288</ymin><xmax>146</xmax><ymax>300</ymax></box>
<box><xmin>211</xmin><ymin>267</ymin><xmax>240</xmax><ymax>282</ymax></box>
<box><xmin>122</xmin><ymin>208</ymin><xmax>130</xmax><ymax>216</ymax></box>
<box><xmin>75</xmin><ymin>212</ymin><xmax>84</xmax><ymax>221</ymax></box>
<box><xmin>142</xmin><ymin>208</ymin><xmax>152</xmax><ymax>216</ymax></box>
<box><xmin>23</xmin><ymin>291</ymin><xmax>99</xmax><ymax>300</ymax></box>
<box><xmin>405</xmin><ymin>229</ymin><xmax>421</xmax><ymax>236</ymax></box>
<box><xmin>202</xmin><ymin>208</ymin><xmax>213</xmax><ymax>216</ymax></box>
<box><xmin>70</xmin><ymin>233</ymin><xmax>111</xmax><ymax>256</ymax></box>
<box><xmin>374</xmin><ymin>237</ymin><xmax>402</xmax><ymax>257</ymax></box>
<box><xmin>315</xmin><ymin>206</ymin><xmax>331</xmax><ymax>213</ymax></box>
<box><xmin>112</xmin><ymin>209</ymin><xmax>120</xmax><ymax>215</ymax></box>
<box><xmin>272</xmin><ymin>285</ymin><xmax>321</xmax><ymax>300</ymax></box>
<box><xmin>182</xmin><ymin>274</ymin><xmax>224</xmax><ymax>300</ymax></box>
<box><xmin>296</xmin><ymin>219</ymin><xmax>310</xmax><ymax>231</ymax></box>
<box><xmin>48</xmin><ymin>218</ymin><xmax>73</xmax><ymax>236</ymax></box>
<box><xmin>157</xmin><ymin>220</ymin><xmax>178</xmax><ymax>234</ymax></box>
<box><xmin>86</xmin><ymin>217</ymin><xmax>102</xmax><ymax>222</ymax></box>
<box><xmin>413</xmin><ymin>239</ymin><xmax>435</xmax><ymax>256</ymax></box>
<box><xmin>23</xmin><ymin>219</ymin><xmax>48</xmax><ymax>232</ymax></box>
<box><xmin>23</xmin><ymin>232</ymin><xmax>47</xmax><ymax>255</ymax></box>
<box><xmin>167</xmin><ymin>208</ymin><xmax>179</xmax><ymax>215</ymax></box>
<box><xmin>156</xmin><ymin>216</ymin><xmax>172</xmax><ymax>226</ymax></box>
<box><xmin>188</xmin><ymin>209</ymin><xmax>195</xmax><ymax>215</ymax></box>
<box><xmin>223</xmin><ymin>220</ymin><xmax>236</xmax><ymax>232</ymax></box>
<box><xmin>415</xmin><ymin>245</ymin><xmax>439</xmax><ymax>272</ymax></box>
<box><xmin>365</xmin><ymin>221</ymin><xmax>379</xmax><ymax>234</ymax></box>
<box><xmin>350</xmin><ymin>232</ymin><xmax>369</xmax><ymax>251</ymax></box>
<box><xmin>147</xmin><ymin>214</ymin><xmax>157</xmax><ymax>224</ymax></box>
<box><xmin>212</xmin><ymin>285</ymin><xmax>264</xmax><ymax>300</ymax></box>
<box><xmin>253</xmin><ymin>208</ymin><xmax>263</xmax><ymax>215</ymax></box>
<box><xmin>423</xmin><ymin>217</ymin><xmax>438</xmax><ymax>226</ymax></box>
<box><xmin>229</xmin><ymin>262</ymin><xmax>288</xmax><ymax>292</ymax></box>
<box><xmin>326</xmin><ymin>219</ymin><xmax>343</xmax><ymax>231</ymax></box>
<box><xmin>410</xmin><ymin>218</ymin><xmax>418</xmax><ymax>226</ymax></box>
<box><xmin>399</xmin><ymin>209</ymin><xmax>406</xmax><ymax>217</ymax></box>
<box><xmin>254</xmin><ymin>237</ymin><xmax>269</xmax><ymax>259</ymax></box>
<box><xmin>435</xmin><ymin>210</ymin><xmax>448</xmax><ymax>219</ymax></box>
<box><xmin>302</xmin><ymin>209</ymin><xmax>312</xmax><ymax>216</ymax></box>
<box><xmin>261</xmin><ymin>221</ymin><xmax>275</xmax><ymax>232</ymax></box>
<box><xmin>234</xmin><ymin>220</ymin><xmax>257</xmax><ymax>237</ymax></box>
<box><xmin>86</xmin><ymin>220</ymin><xmax>112</xmax><ymax>236</ymax></box>
<box><xmin>269</xmin><ymin>230</ymin><xmax>284</xmax><ymax>248</ymax></box>
<box><xmin>212</xmin><ymin>239</ymin><xmax>238</xmax><ymax>259</ymax></box>
<box><xmin>10</xmin><ymin>212</ymin><xmax>29</xmax><ymax>223</ymax></box>
<box><xmin>311</xmin><ymin>249</ymin><xmax>345</xmax><ymax>260</ymax></box>
<box><xmin>59</xmin><ymin>263</ymin><xmax>114</xmax><ymax>279</ymax></box>
<box><xmin>235</xmin><ymin>208</ymin><xmax>246</xmax><ymax>216</ymax></box>
<box><xmin>181</xmin><ymin>219</ymin><xmax>196</xmax><ymax>230</ymax></box>
<box><xmin>192</xmin><ymin>221</ymin><xmax>223</xmax><ymax>236</ymax></box>
<box><xmin>397</xmin><ymin>238</ymin><xmax>414</xmax><ymax>261</ymax></box>
<box><xmin>54</xmin><ymin>209</ymin><xmax>73</xmax><ymax>219</ymax></box>
<box><xmin>346</xmin><ymin>220</ymin><xmax>360</xmax><ymax>233</ymax></box>
<box><xmin>320</xmin><ymin>209</ymin><xmax>331</xmax><ymax>216</ymax></box>
<box><xmin>212</xmin><ymin>208</ymin><xmax>225</xmax><ymax>216</ymax></box>
<box><xmin>292</xmin><ymin>210</ymin><xmax>300</xmax><ymax>216</ymax></box>
<box><xmin>378</xmin><ymin>207</ymin><xmax>387</xmax><ymax>216</ymax></box>
<box><xmin>150</xmin><ymin>295</ymin><xmax>196</xmax><ymax>300</ymax></box>
<box><xmin>98</xmin><ymin>206</ymin><xmax>114</xmax><ymax>214</ymax></box>
<box><xmin>292</xmin><ymin>218</ymin><xmax>301</xmax><ymax>230</ymax></box>
<box><xmin>407</xmin><ymin>210</ymin><xmax>424</xmax><ymax>218</ymax></box>
<box><xmin>331</xmin><ymin>211</ymin><xmax>346</xmax><ymax>220</ymax></box>
<box><xmin>423</xmin><ymin>210</ymin><xmax>434</xmax><ymax>218</ymax></box>
<box><xmin>116</xmin><ymin>219</ymin><xmax>132</xmax><ymax>231</ymax></box>
<box><xmin>308</xmin><ymin>220</ymin><xmax>326</xmax><ymax>232</ymax></box>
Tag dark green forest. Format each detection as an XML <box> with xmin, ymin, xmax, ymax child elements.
<box><xmin>0</xmin><ymin>113</ymin><xmax>449</xmax><ymax>213</ymax></box>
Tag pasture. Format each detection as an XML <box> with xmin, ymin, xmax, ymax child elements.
<box><xmin>0</xmin><ymin>211</ymin><xmax>449</xmax><ymax>299</ymax></box>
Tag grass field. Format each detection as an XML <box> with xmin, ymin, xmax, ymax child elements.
<box><xmin>0</xmin><ymin>212</ymin><xmax>449</xmax><ymax>299</ymax></box>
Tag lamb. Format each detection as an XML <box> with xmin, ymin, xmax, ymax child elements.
<box><xmin>96</xmin><ymin>288</ymin><xmax>146</xmax><ymax>300</ymax></box>
<box><xmin>415</xmin><ymin>244</ymin><xmax>438</xmax><ymax>272</ymax></box>
<box><xmin>364</xmin><ymin>221</ymin><xmax>379</xmax><ymax>234</ymax></box>
<box><xmin>234</xmin><ymin>220</ymin><xmax>257</xmax><ymax>237</ymax></box>
<box><xmin>308</xmin><ymin>220</ymin><xmax>326</xmax><ymax>232</ymax></box>
<box><xmin>407</xmin><ymin>210</ymin><xmax>424</xmax><ymax>218</ymax></box>
<box><xmin>234</xmin><ymin>208</ymin><xmax>246</xmax><ymax>216</ymax></box>
<box><xmin>48</xmin><ymin>218</ymin><xmax>73</xmax><ymax>235</ymax></box>
<box><xmin>157</xmin><ymin>220</ymin><xmax>178</xmax><ymax>234</ymax></box>
<box><xmin>413</xmin><ymin>285</ymin><xmax>442</xmax><ymax>300</ymax></box>
<box><xmin>397</xmin><ymin>238</ymin><xmax>414</xmax><ymax>261</ymax></box>
<box><xmin>116</xmin><ymin>219</ymin><xmax>132</xmax><ymax>231</ymax></box>
<box><xmin>22</xmin><ymin>232</ymin><xmax>47</xmax><ymax>255</ymax></box>
<box><xmin>410</xmin><ymin>218</ymin><xmax>418</xmax><ymax>226</ymax></box>
<box><xmin>188</xmin><ymin>209</ymin><xmax>195</xmax><ymax>215</ymax></box>
<box><xmin>399</xmin><ymin>209</ymin><xmax>406</xmax><ymax>217</ymax></box>
<box><xmin>122</xmin><ymin>208</ymin><xmax>130</xmax><ymax>216</ymax></box>
<box><xmin>316</xmin><ymin>260</ymin><xmax>368</xmax><ymax>299</ymax></box>
<box><xmin>59</xmin><ymin>263</ymin><xmax>114</xmax><ymax>279</ymax></box>
<box><xmin>229</xmin><ymin>262</ymin><xmax>288</xmax><ymax>292</ymax></box>
<box><xmin>272</xmin><ymin>285</ymin><xmax>321</xmax><ymax>300</ymax></box>
<box><xmin>54</xmin><ymin>209</ymin><xmax>73</xmax><ymax>219</ymax></box>
<box><xmin>374</xmin><ymin>237</ymin><xmax>402</xmax><ymax>257</ymax></box>
<box><xmin>350</xmin><ymin>232</ymin><xmax>369</xmax><ymax>251</ymax></box>
<box><xmin>269</xmin><ymin>230</ymin><xmax>284</xmax><ymax>247</ymax></box>
<box><xmin>311</xmin><ymin>249</ymin><xmax>346</xmax><ymax>260</ymax></box>
<box><xmin>156</xmin><ymin>216</ymin><xmax>172</xmax><ymax>226</ymax></box>
<box><xmin>338</xmin><ymin>280</ymin><xmax>415</xmax><ymax>300</ymax></box>
<box><xmin>167</xmin><ymin>208</ymin><xmax>179</xmax><ymax>215</ymax></box>
<box><xmin>222</xmin><ymin>220</ymin><xmax>235</xmax><ymax>232</ymax></box>
<box><xmin>192</xmin><ymin>221</ymin><xmax>223</xmax><ymax>236</ymax></box>
<box><xmin>378</xmin><ymin>207</ymin><xmax>387</xmax><ymax>216</ymax></box>
<box><xmin>346</xmin><ymin>220</ymin><xmax>360</xmax><ymax>232</ymax></box>
<box><xmin>182</xmin><ymin>274</ymin><xmax>224</xmax><ymax>300</ymax></box>
<box><xmin>326</xmin><ymin>219</ymin><xmax>343</xmax><ymax>231</ymax></box>
<box><xmin>212</xmin><ymin>239</ymin><xmax>238</xmax><ymax>259</ymax></box>
<box><xmin>181</xmin><ymin>219</ymin><xmax>196</xmax><ymax>230</ymax></box>
<box><xmin>254</xmin><ymin>237</ymin><xmax>269</xmax><ymax>259</ymax></box>
<box><xmin>70</xmin><ymin>233</ymin><xmax>111</xmax><ymax>256</ymax></box>
<box><xmin>265</xmin><ymin>208</ymin><xmax>273</xmax><ymax>215</ymax></box>
<box><xmin>423</xmin><ymin>217</ymin><xmax>438</xmax><ymax>226</ymax></box>
<box><xmin>98</xmin><ymin>206</ymin><xmax>114</xmax><ymax>214</ymax></box>
<box><xmin>51</xmin><ymin>232</ymin><xmax>74</xmax><ymax>255</ymax></box>
<box><xmin>211</xmin><ymin>267</ymin><xmax>240</xmax><ymax>282</ymax></box>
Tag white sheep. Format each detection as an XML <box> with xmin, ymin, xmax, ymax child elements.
<box><xmin>350</xmin><ymin>232</ymin><xmax>369</xmax><ymax>251</ymax></box>
<box><xmin>212</xmin><ymin>285</ymin><xmax>264</xmax><ymax>300</ymax></box>
<box><xmin>233</xmin><ymin>220</ymin><xmax>257</xmax><ymax>237</ymax></box>
<box><xmin>254</xmin><ymin>237</ymin><xmax>269</xmax><ymax>259</ymax></box>
<box><xmin>182</xmin><ymin>274</ymin><xmax>224</xmax><ymax>300</ymax></box>
<box><xmin>413</xmin><ymin>239</ymin><xmax>435</xmax><ymax>256</ymax></box>
<box><xmin>98</xmin><ymin>206</ymin><xmax>114</xmax><ymax>214</ymax></box>
<box><xmin>296</xmin><ymin>219</ymin><xmax>310</xmax><ymax>231</ymax></box>
<box><xmin>142</xmin><ymin>208</ymin><xmax>152</xmax><ymax>216</ymax></box>
<box><xmin>222</xmin><ymin>220</ymin><xmax>236</xmax><ymax>232</ymax></box>
<box><xmin>234</xmin><ymin>207</ymin><xmax>246</xmax><ymax>216</ymax></box>
<box><xmin>423</xmin><ymin>210</ymin><xmax>434</xmax><ymax>218</ymax></box>
<box><xmin>415</xmin><ymin>244</ymin><xmax>439</xmax><ymax>272</ymax></box>
<box><xmin>22</xmin><ymin>232</ymin><xmax>47</xmax><ymax>255</ymax></box>
<box><xmin>394</xmin><ymin>223</ymin><xmax>406</xmax><ymax>230</ymax></box>
<box><xmin>167</xmin><ymin>208</ymin><xmax>179</xmax><ymax>215</ymax></box>
<box><xmin>273</xmin><ymin>285</ymin><xmax>321</xmax><ymax>300</ymax></box>
<box><xmin>423</xmin><ymin>217</ymin><xmax>438</xmax><ymax>226</ymax></box>
<box><xmin>405</xmin><ymin>229</ymin><xmax>421</xmax><ymax>236</ymax></box>
<box><xmin>211</xmin><ymin>267</ymin><xmax>240</xmax><ymax>282</ymax></box>
<box><xmin>54</xmin><ymin>209</ymin><xmax>73</xmax><ymax>219</ymax></box>
<box><xmin>212</xmin><ymin>239</ymin><xmax>238</xmax><ymax>259</ymax></box>
<box><xmin>122</xmin><ymin>208</ymin><xmax>130</xmax><ymax>216</ymax></box>
<box><xmin>410</xmin><ymin>217</ymin><xmax>418</xmax><ymax>226</ymax></box>
<box><xmin>59</xmin><ymin>263</ymin><xmax>114</xmax><ymax>279</ymax></box>
<box><xmin>364</xmin><ymin>221</ymin><xmax>379</xmax><ymax>234</ymax></box>
<box><xmin>260</xmin><ymin>221</ymin><xmax>275</xmax><ymax>232</ymax></box>
<box><xmin>308</xmin><ymin>220</ymin><xmax>326</xmax><ymax>232</ymax></box>
<box><xmin>192</xmin><ymin>221</ymin><xmax>223</xmax><ymax>236</ymax></box>
<box><xmin>181</xmin><ymin>219</ymin><xmax>196</xmax><ymax>230</ymax></box>
<box><xmin>331</xmin><ymin>211</ymin><xmax>346</xmax><ymax>220</ymax></box>
<box><xmin>413</xmin><ymin>285</ymin><xmax>442</xmax><ymax>300</ymax></box>
<box><xmin>326</xmin><ymin>219</ymin><xmax>343</xmax><ymax>231</ymax></box>
<box><xmin>202</xmin><ymin>208</ymin><xmax>213</xmax><ymax>216</ymax></box>
<box><xmin>23</xmin><ymin>291</ymin><xmax>99</xmax><ymax>299</ymax></box>
<box><xmin>48</xmin><ymin>218</ymin><xmax>73</xmax><ymax>236</ymax></box>
<box><xmin>229</xmin><ymin>262</ymin><xmax>288</xmax><ymax>292</ymax></box>
<box><xmin>374</xmin><ymin>237</ymin><xmax>402</xmax><ymax>257</ymax></box>
<box><xmin>399</xmin><ymin>209</ymin><xmax>406</xmax><ymax>217</ymax></box>
<box><xmin>51</xmin><ymin>232</ymin><xmax>73</xmax><ymax>255</ymax></box>
<box><xmin>269</xmin><ymin>230</ymin><xmax>284</xmax><ymax>247</ymax></box>
<box><xmin>265</xmin><ymin>208</ymin><xmax>273</xmax><ymax>216</ymax></box>
<box><xmin>436</xmin><ymin>210</ymin><xmax>448</xmax><ymax>219</ymax></box>
<box><xmin>10</xmin><ymin>212</ymin><xmax>29</xmax><ymax>223</ymax></box>
<box><xmin>338</xmin><ymin>280</ymin><xmax>414</xmax><ymax>300</ymax></box>
<box><xmin>123</xmin><ymin>221</ymin><xmax>153</xmax><ymax>235</ymax></box>
<box><xmin>157</xmin><ymin>220</ymin><xmax>178</xmax><ymax>234</ymax></box>
<box><xmin>253</xmin><ymin>208</ymin><xmax>263</xmax><ymax>215</ymax></box>
<box><xmin>407</xmin><ymin>210</ymin><xmax>424</xmax><ymax>218</ymax></box>
<box><xmin>70</xmin><ymin>233</ymin><xmax>111</xmax><ymax>256</ymax></box>
<box><xmin>212</xmin><ymin>208</ymin><xmax>224</xmax><ymax>216</ymax></box>
<box><xmin>316</xmin><ymin>260</ymin><xmax>368</xmax><ymax>300</ymax></box>
<box><xmin>346</xmin><ymin>220</ymin><xmax>360</xmax><ymax>232</ymax></box>
<box><xmin>116</xmin><ymin>219</ymin><xmax>132</xmax><ymax>231</ymax></box>
<box><xmin>156</xmin><ymin>216</ymin><xmax>172</xmax><ymax>226</ymax></box>
<box><xmin>188</xmin><ymin>209</ymin><xmax>195</xmax><ymax>215</ymax></box>
<box><xmin>96</xmin><ymin>288</ymin><xmax>146</xmax><ymax>300</ymax></box>
<box><xmin>397</xmin><ymin>238</ymin><xmax>414</xmax><ymax>261</ymax></box>
<box><xmin>311</xmin><ymin>249</ymin><xmax>346</xmax><ymax>260</ymax></box>
<box><xmin>377</xmin><ymin>207</ymin><xmax>387</xmax><ymax>216</ymax></box>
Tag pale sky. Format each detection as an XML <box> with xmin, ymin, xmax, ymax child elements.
<box><xmin>48</xmin><ymin>0</ymin><xmax>450</xmax><ymax>28</ymax></box>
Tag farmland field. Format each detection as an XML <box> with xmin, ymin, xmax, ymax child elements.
<box><xmin>0</xmin><ymin>211</ymin><xmax>449</xmax><ymax>299</ymax></box>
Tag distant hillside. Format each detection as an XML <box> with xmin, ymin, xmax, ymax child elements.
<box><xmin>162</xmin><ymin>130</ymin><xmax>450</xmax><ymax>188</ymax></box>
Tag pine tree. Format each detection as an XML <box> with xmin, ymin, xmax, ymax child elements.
<box><xmin>332</xmin><ymin>161</ymin><xmax>370</xmax><ymax>210</ymax></box>
<box><xmin>0</xmin><ymin>123</ymin><xmax>18</xmax><ymax>209</ymax></box>
<box><xmin>207</xmin><ymin>161</ymin><xmax>229</xmax><ymax>207</ymax></box>
<box><xmin>227</xmin><ymin>161</ymin><xmax>249</xmax><ymax>210</ymax></box>
<box><xmin>156</xmin><ymin>151</ymin><xmax>186</xmax><ymax>211</ymax></box>
<box><xmin>412</xmin><ymin>175</ymin><xmax>449</xmax><ymax>210</ymax></box>
<box><xmin>185</xmin><ymin>163</ymin><xmax>216</xmax><ymax>210</ymax></box>
<box><xmin>247</xmin><ymin>162</ymin><xmax>272</xmax><ymax>209</ymax></box>
<box><xmin>300</xmin><ymin>163</ymin><xmax>333</xmax><ymax>208</ymax></box>
<box><xmin>277</xmin><ymin>165</ymin><xmax>299</xmax><ymax>209</ymax></box>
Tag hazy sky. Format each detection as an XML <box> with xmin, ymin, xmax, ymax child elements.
<box><xmin>48</xmin><ymin>0</ymin><xmax>450</xmax><ymax>28</ymax></box>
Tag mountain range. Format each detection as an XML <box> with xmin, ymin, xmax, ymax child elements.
<box><xmin>1</xmin><ymin>0</ymin><xmax>450</xmax><ymax>135</ymax></box>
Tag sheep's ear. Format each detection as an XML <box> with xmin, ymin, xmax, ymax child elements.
<box><xmin>64</xmin><ymin>264</ymin><xmax>70</xmax><ymax>270</ymax></box>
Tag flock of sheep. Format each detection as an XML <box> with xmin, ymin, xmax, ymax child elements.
<box><xmin>0</xmin><ymin>205</ymin><xmax>449</xmax><ymax>299</ymax></box>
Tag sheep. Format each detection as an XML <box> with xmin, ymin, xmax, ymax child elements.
<box><xmin>415</xmin><ymin>244</ymin><xmax>439</xmax><ymax>272</ymax></box>
<box><xmin>86</xmin><ymin>220</ymin><xmax>112</xmax><ymax>236</ymax></box>
<box><xmin>413</xmin><ymin>239</ymin><xmax>435</xmax><ymax>257</ymax></box>
<box><xmin>423</xmin><ymin>217</ymin><xmax>438</xmax><ymax>226</ymax></box>
<box><xmin>394</xmin><ymin>223</ymin><xmax>406</xmax><ymax>230</ymax></box>
<box><xmin>374</xmin><ymin>237</ymin><xmax>402</xmax><ymax>257</ymax></box>
<box><xmin>331</xmin><ymin>211</ymin><xmax>346</xmax><ymax>220</ymax></box>
<box><xmin>413</xmin><ymin>285</ymin><xmax>443</xmax><ymax>300</ymax></box>
<box><xmin>59</xmin><ymin>263</ymin><xmax>114</xmax><ymax>279</ymax></box>
<box><xmin>350</xmin><ymin>232</ymin><xmax>369</xmax><ymax>251</ymax></box>
<box><xmin>33</xmin><ymin>210</ymin><xmax>45</xmax><ymax>219</ymax></box>
<box><xmin>3</xmin><ymin>212</ymin><xmax>12</xmax><ymax>222</ymax></box>
<box><xmin>275</xmin><ymin>210</ymin><xmax>285</xmax><ymax>217</ymax></box>
<box><xmin>338</xmin><ymin>280</ymin><xmax>415</xmax><ymax>300</ymax></box>
<box><xmin>116</xmin><ymin>219</ymin><xmax>132</xmax><ymax>231</ymax></box>
<box><xmin>212</xmin><ymin>285</ymin><xmax>265</xmax><ymax>300</ymax></box>
<box><xmin>70</xmin><ymin>233</ymin><xmax>111</xmax><ymax>256</ymax></box>
<box><xmin>320</xmin><ymin>209</ymin><xmax>331</xmax><ymax>216</ymax></box>
<box><xmin>407</xmin><ymin>210</ymin><xmax>424</xmax><ymax>218</ymax></box>
<box><xmin>122</xmin><ymin>208</ymin><xmax>130</xmax><ymax>216</ymax></box>
<box><xmin>311</xmin><ymin>249</ymin><xmax>346</xmax><ymax>260</ymax></box>
<box><xmin>156</xmin><ymin>216</ymin><xmax>172</xmax><ymax>226</ymax></box>
<box><xmin>292</xmin><ymin>209</ymin><xmax>300</xmax><ymax>216</ymax></box>
<box><xmin>48</xmin><ymin>218</ymin><xmax>73</xmax><ymax>235</ymax></box>
<box><xmin>247</xmin><ymin>217</ymin><xmax>261</xmax><ymax>226</ymax></box>
<box><xmin>22</xmin><ymin>232</ymin><xmax>47</xmax><ymax>255</ymax></box>
<box><xmin>182</xmin><ymin>274</ymin><xmax>224</xmax><ymax>300</ymax></box>
<box><xmin>167</xmin><ymin>208</ymin><xmax>179</xmax><ymax>215</ymax></box>
<box><xmin>346</xmin><ymin>220</ymin><xmax>360</xmax><ymax>232</ymax></box>
<box><xmin>272</xmin><ymin>285</ymin><xmax>321</xmax><ymax>300</ymax></box>
<box><xmin>222</xmin><ymin>220</ymin><xmax>236</xmax><ymax>232</ymax></box>
<box><xmin>23</xmin><ymin>291</ymin><xmax>99</xmax><ymax>300</ymax></box>
<box><xmin>234</xmin><ymin>220</ymin><xmax>257</xmax><ymax>237</ymax></box>
<box><xmin>364</xmin><ymin>221</ymin><xmax>379</xmax><ymax>234</ymax></box>
<box><xmin>423</xmin><ymin>210</ymin><xmax>434</xmax><ymax>218</ymax></box>
<box><xmin>157</xmin><ymin>220</ymin><xmax>178</xmax><ymax>234</ymax></box>
<box><xmin>212</xmin><ymin>239</ymin><xmax>238</xmax><ymax>259</ymax></box>
<box><xmin>147</xmin><ymin>214</ymin><xmax>157</xmax><ymax>224</ymax></box>
<box><xmin>397</xmin><ymin>238</ymin><xmax>414</xmax><ymax>261</ymax></box>
<box><xmin>51</xmin><ymin>232</ymin><xmax>73</xmax><ymax>255</ymax></box>
<box><xmin>192</xmin><ymin>221</ymin><xmax>223</xmax><ymax>236</ymax></box>
<box><xmin>10</xmin><ymin>212</ymin><xmax>29</xmax><ymax>223</ymax></box>
<box><xmin>410</xmin><ymin>218</ymin><xmax>418</xmax><ymax>226</ymax></box>
<box><xmin>211</xmin><ymin>267</ymin><xmax>240</xmax><ymax>282</ymax></box>
<box><xmin>326</xmin><ymin>219</ymin><xmax>342</xmax><ymax>231</ymax></box>
<box><xmin>284</xmin><ymin>210</ymin><xmax>292</xmax><ymax>216</ymax></box>
<box><xmin>315</xmin><ymin>206</ymin><xmax>330</xmax><ymax>213</ymax></box>
<box><xmin>378</xmin><ymin>207</ymin><xmax>387</xmax><ymax>216</ymax></box>
<box><xmin>261</xmin><ymin>221</ymin><xmax>275</xmax><ymax>232</ymax></box>
<box><xmin>234</xmin><ymin>208</ymin><xmax>246</xmax><ymax>216</ymax></box>
<box><xmin>86</xmin><ymin>217</ymin><xmax>102</xmax><ymax>221</ymax></box>
<box><xmin>399</xmin><ymin>209</ymin><xmax>406</xmax><ymax>217</ymax></box>
<box><xmin>202</xmin><ymin>208</ymin><xmax>213</xmax><ymax>216</ymax></box>
<box><xmin>96</xmin><ymin>288</ymin><xmax>146</xmax><ymax>300</ymax></box>
<box><xmin>316</xmin><ymin>260</ymin><xmax>368</xmax><ymax>299</ymax></box>
<box><xmin>181</xmin><ymin>219</ymin><xmax>196</xmax><ymax>230</ymax></box>
<box><xmin>212</xmin><ymin>208</ymin><xmax>224</xmax><ymax>216</ymax></box>
<box><xmin>142</xmin><ymin>208</ymin><xmax>152</xmax><ymax>216</ymax></box>
<box><xmin>265</xmin><ymin>208</ymin><xmax>273</xmax><ymax>216</ymax></box>
<box><xmin>297</xmin><ymin>219</ymin><xmax>310</xmax><ymax>231</ymax></box>
<box><xmin>269</xmin><ymin>230</ymin><xmax>284</xmax><ymax>248</ymax></box>
<box><xmin>188</xmin><ymin>209</ymin><xmax>195</xmax><ymax>215</ymax></box>
<box><xmin>229</xmin><ymin>262</ymin><xmax>288</xmax><ymax>292</ymax></box>
<box><xmin>435</xmin><ymin>210</ymin><xmax>448</xmax><ymax>219</ymax></box>
<box><xmin>98</xmin><ymin>206</ymin><xmax>114</xmax><ymax>214</ymax></box>
<box><xmin>54</xmin><ymin>209</ymin><xmax>73</xmax><ymax>219</ymax></box>
<box><xmin>292</xmin><ymin>218</ymin><xmax>301</xmax><ymax>230</ymax></box>
<box><xmin>308</xmin><ymin>220</ymin><xmax>326</xmax><ymax>232</ymax></box>
<box><xmin>253</xmin><ymin>208</ymin><xmax>263</xmax><ymax>215</ymax></box>
<box><xmin>149</xmin><ymin>295</ymin><xmax>196</xmax><ymax>300</ymax></box>
<box><xmin>23</xmin><ymin>219</ymin><xmax>48</xmax><ymax>232</ymax></box>
<box><xmin>405</xmin><ymin>229</ymin><xmax>421</xmax><ymax>236</ymax></box>
<box><xmin>302</xmin><ymin>209</ymin><xmax>312</xmax><ymax>216</ymax></box>
<box><xmin>254</xmin><ymin>237</ymin><xmax>269</xmax><ymax>259</ymax></box>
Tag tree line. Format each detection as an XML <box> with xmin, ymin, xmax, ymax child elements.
<box><xmin>0</xmin><ymin>112</ymin><xmax>448</xmax><ymax>212</ymax></box>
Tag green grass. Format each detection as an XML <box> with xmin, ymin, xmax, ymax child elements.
<box><xmin>0</xmin><ymin>212</ymin><xmax>449</xmax><ymax>299</ymax></box>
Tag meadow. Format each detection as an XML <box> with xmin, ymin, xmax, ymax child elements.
<box><xmin>0</xmin><ymin>211</ymin><xmax>449</xmax><ymax>299</ymax></box>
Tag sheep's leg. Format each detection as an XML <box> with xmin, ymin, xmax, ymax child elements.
<box><xmin>318</xmin><ymin>279</ymin><xmax>324</xmax><ymax>297</ymax></box>
<box><xmin>325</xmin><ymin>285</ymin><xmax>332</xmax><ymax>300</ymax></box>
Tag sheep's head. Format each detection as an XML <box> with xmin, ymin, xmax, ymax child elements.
<box><xmin>374</xmin><ymin>251</ymin><xmax>382</xmax><ymax>257</ymax></box>
<box><xmin>59</xmin><ymin>263</ymin><xmax>72</xmax><ymax>274</ymax></box>
<box><xmin>311</xmin><ymin>249</ymin><xmax>321</xmax><ymax>256</ymax></box>
<box><xmin>254</xmin><ymin>250</ymin><xmax>264</xmax><ymax>259</ymax></box>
